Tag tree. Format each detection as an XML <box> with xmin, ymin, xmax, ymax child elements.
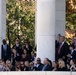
<box><xmin>66</xmin><ymin>0</ymin><xmax>76</xmax><ymax>44</ymax></box>
<box><xmin>6</xmin><ymin>0</ymin><xmax>76</xmax><ymax>46</ymax></box>
<box><xmin>6</xmin><ymin>0</ymin><xmax>35</xmax><ymax>47</ymax></box>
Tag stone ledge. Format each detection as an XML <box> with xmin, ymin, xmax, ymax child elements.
<box><xmin>0</xmin><ymin>72</ymin><xmax>76</xmax><ymax>75</ymax></box>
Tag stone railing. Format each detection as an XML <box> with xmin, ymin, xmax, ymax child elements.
<box><xmin>0</xmin><ymin>72</ymin><xmax>76</xmax><ymax>75</ymax></box>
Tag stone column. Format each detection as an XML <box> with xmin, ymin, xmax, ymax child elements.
<box><xmin>0</xmin><ymin>0</ymin><xmax>6</xmax><ymax>58</ymax></box>
<box><xmin>36</xmin><ymin>0</ymin><xmax>55</xmax><ymax>62</ymax></box>
<box><xmin>55</xmin><ymin>0</ymin><xmax>65</xmax><ymax>37</ymax></box>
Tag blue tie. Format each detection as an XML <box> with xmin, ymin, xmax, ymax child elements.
<box><xmin>42</xmin><ymin>65</ymin><xmax>47</xmax><ymax>71</ymax></box>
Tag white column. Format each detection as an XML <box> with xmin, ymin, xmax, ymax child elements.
<box><xmin>36</xmin><ymin>0</ymin><xmax>55</xmax><ymax>62</ymax></box>
<box><xmin>0</xmin><ymin>0</ymin><xmax>6</xmax><ymax>58</ymax></box>
<box><xmin>55</xmin><ymin>0</ymin><xmax>65</xmax><ymax>37</ymax></box>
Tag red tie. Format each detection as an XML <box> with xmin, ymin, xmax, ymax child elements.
<box><xmin>58</xmin><ymin>44</ymin><xmax>62</xmax><ymax>55</ymax></box>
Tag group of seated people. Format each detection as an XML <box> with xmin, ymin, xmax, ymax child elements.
<box><xmin>0</xmin><ymin>34</ymin><xmax>76</xmax><ymax>71</ymax></box>
<box><xmin>0</xmin><ymin>57</ymin><xmax>76</xmax><ymax>71</ymax></box>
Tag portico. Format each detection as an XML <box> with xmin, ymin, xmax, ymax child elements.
<box><xmin>0</xmin><ymin>0</ymin><xmax>65</xmax><ymax>61</ymax></box>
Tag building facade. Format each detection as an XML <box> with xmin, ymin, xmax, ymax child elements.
<box><xmin>0</xmin><ymin>0</ymin><xmax>65</xmax><ymax>61</ymax></box>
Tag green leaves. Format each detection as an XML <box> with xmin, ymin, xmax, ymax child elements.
<box><xmin>66</xmin><ymin>0</ymin><xmax>76</xmax><ymax>44</ymax></box>
<box><xmin>6</xmin><ymin>0</ymin><xmax>35</xmax><ymax>47</ymax></box>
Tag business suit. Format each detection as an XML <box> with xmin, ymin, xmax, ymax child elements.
<box><xmin>23</xmin><ymin>45</ymin><xmax>32</xmax><ymax>55</ymax></box>
<box><xmin>12</xmin><ymin>44</ymin><xmax>22</xmax><ymax>56</ymax></box>
<box><xmin>1</xmin><ymin>44</ymin><xmax>11</xmax><ymax>62</ymax></box>
<box><xmin>57</xmin><ymin>41</ymin><xmax>69</xmax><ymax>61</ymax></box>
<box><xmin>11</xmin><ymin>53</ymin><xmax>21</xmax><ymax>66</ymax></box>
<box><xmin>55</xmin><ymin>40</ymin><xmax>60</xmax><ymax>49</ymax></box>
<box><xmin>71</xmin><ymin>50</ymin><xmax>76</xmax><ymax>60</ymax></box>
<box><xmin>72</xmin><ymin>43</ymin><xmax>76</xmax><ymax>49</ymax></box>
<box><xmin>36</xmin><ymin>63</ymin><xmax>44</xmax><ymax>71</ymax></box>
<box><xmin>67</xmin><ymin>48</ymin><xmax>76</xmax><ymax>62</ymax></box>
<box><xmin>55</xmin><ymin>40</ymin><xmax>60</xmax><ymax>60</ymax></box>
<box><xmin>42</xmin><ymin>64</ymin><xmax>52</xmax><ymax>71</ymax></box>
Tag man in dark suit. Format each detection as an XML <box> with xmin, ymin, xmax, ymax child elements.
<box><xmin>42</xmin><ymin>58</ymin><xmax>52</xmax><ymax>71</ymax></box>
<box><xmin>57</xmin><ymin>36</ymin><xmax>70</xmax><ymax>62</ymax></box>
<box><xmin>67</xmin><ymin>45</ymin><xmax>76</xmax><ymax>61</ymax></box>
<box><xmin>1</xmin><ymin>39</ymin><xmax>11</xmax><ymax>62</ymax></box>
<box><xmin>55</xmin><ymin>34</ymin><xmax>61</xmax><ymax>49</ymax></box>
<box><xmin>72</xmin><ymin>50</ymin><xmax>76</xmax><ymax>60</ymax></box>
<box><xmin>35</xmin><ymin>58</ymin><xmax>44</xmax><ymax>71</ymax></box>
<box><xmin>23</xmin><ymin>39</ymin><xmax>32</xmax><ymax>57</ymax></box>
<box><xmin>55</xmin><ymin>34</ymin><xmax>61</xmax><ymax>60</ymax></box>
<box><xmin>12</xmin><ymin>39</ymin><xmax>22</xmax><ymax>58</ymax></box>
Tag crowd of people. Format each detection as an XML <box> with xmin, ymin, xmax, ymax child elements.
<box><xmin>0</xmin><ymin>34</ymin><xmax>76</xmax><ymax>71</ymax></box>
